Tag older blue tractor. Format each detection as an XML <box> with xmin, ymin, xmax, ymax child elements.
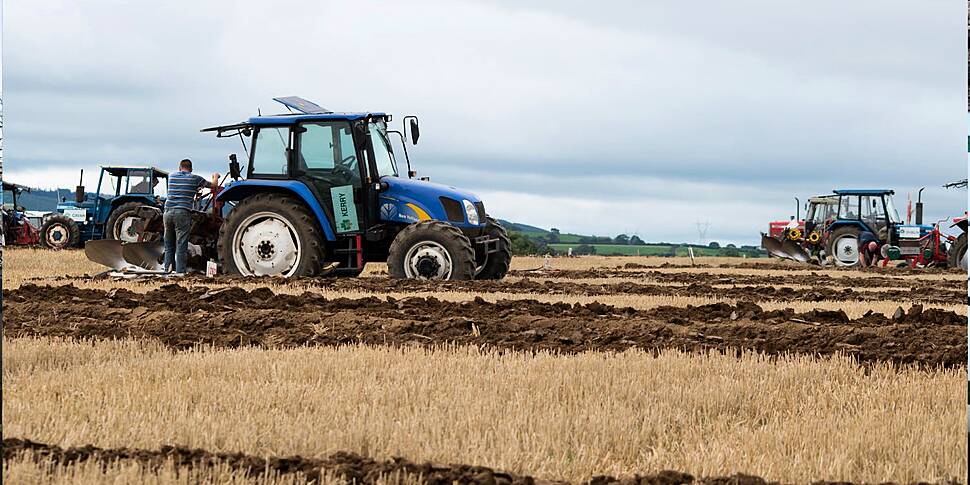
<box><xmin>88</xmin><ymin>97</ymin><xmax>511</xmax><ymax>280</ymax></box>
<box><xmin>825</xmin><ymin>189</ymin><xmax>955</xmax><ymax>267</ymax></box>
<box><xmin>41</xmin><ymin>166</ymin><xmax>167</xmax><ymax>249</ymax></box>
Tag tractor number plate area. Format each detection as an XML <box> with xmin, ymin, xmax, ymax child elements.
<box><xmin>63</xmin><ymin>208</ymin><xmax>87</xmax><ymax>222</ymax></box>
<box><xmin>330</xmin><ymin>185</ymin><xmax>359</xmax><ymax>233</ymax></box>
<box><xmin>898</xmin><ymin>226</ymin><xmax>921</xmax><ymax>239</ymax></box>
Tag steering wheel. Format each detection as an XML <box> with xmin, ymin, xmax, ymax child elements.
<box><xmin>332</xmin><ymin>159</ymin><xmax>358</xmax><ymax>184</ymax></box>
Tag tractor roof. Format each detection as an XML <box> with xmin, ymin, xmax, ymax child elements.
<box><xmin>202</xmin><ymin>97</ymin><xmax>388</xmax><ymax>133</ymax></box>
<box><xmin>832</xmin><ymin>189</ymin><xmax>894</xmax><ymax>196</ymax></box>
<box><xmin>2</xmin><ymin>181</ymin><xmax>30</xmax><ymax>192</ymax></box>
<box><xmin>247</xmin><ymin>112</ymin><xmax>387</xmax><ymax>125</ymax></box>
<box><xmin>101</xmin><ymin>166</ymin><xmax>169</xmax><ymax>177</ymax></box>
<box><xmin>808</xmin><ymin>195</ymin><xmax>838</xmax><ymax>203</ymax></box>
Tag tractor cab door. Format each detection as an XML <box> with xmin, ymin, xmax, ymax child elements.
<box><xmin>293</xmin><ymin>121</ymin><xmax>366</xmax><ymax>236</ymax></box>
<box><xmin>860</xmin><ymin>195</ymin><xmax>891</xmax><ymax>241</ymax></box>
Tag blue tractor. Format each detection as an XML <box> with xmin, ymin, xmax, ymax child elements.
<box><xmin>106</xmin><ymin>96</ymin><xmax>510</xmax><ymax>279</ymax></box>
<box><xmin>823</xmin><ymin>189</ymin><xmax>952</xmax><ymax>267</ymax></box>
<box><xmin>40</xmin><ymin>166</ymin><xmax>168</xmax><ymax>249</ymax></box>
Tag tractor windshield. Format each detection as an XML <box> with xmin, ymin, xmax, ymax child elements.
<box><xmin>369</xmin><ymin>122</ymin><xmax>397</xmax><ymax>177</ymax></box>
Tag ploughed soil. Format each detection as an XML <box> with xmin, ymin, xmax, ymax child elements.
<box><xmin>3</xmin><ymin>284</ymin><xmax>965</xmax><ymax>367</ymax></box>
<box><xmin>2</xmin><ymin>438</ymin><xmax>958</xmax><ymax>485</ymax></box>
<box><xmin>510</xmin><ymin>268</ymin><xmax>967</xmax><ymax>294</ymax></box>
<box><xmin>287</xmin><ymin>276</ymin><xmax>964</xmax><ymax>305</ymax></box>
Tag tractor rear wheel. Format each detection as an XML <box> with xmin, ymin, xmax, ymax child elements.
<box><xmin>218</xmin><ymin>193</ymin><xmax>325</xmax><ymax>277</ymax></box>
<box><xmin>947</xmin><ymin>232</ymin><xmax>967</xmax><ymax>270</ymax></box>
<box><xmin>106</xmin><ymin>202</ymin><xmax>147</xmax><ymax>242</ymax></box>
<box><xmin>387</xmin><ymin>221</ymin><xmax>476</xmax><ymax>280</ymax></box>
<box><xmin>40</xmin><ymin>214</ymin><xmax>81</xmax><ymax>250</ymax></box>
<box><xmin>474</xmin><ymin>217</ymin><xmax>512</xmax><ymax>280</ymax></box>
<box><xmin>827</xmin><ymin>226</ymin><xmax>861</xmax><ymax>267</ymax></box>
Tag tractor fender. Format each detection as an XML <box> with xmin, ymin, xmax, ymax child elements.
<box><xmin>826</xmin><ymin>220</ymin><xmax>871</xmax><ymax>238</ymax></box>
<box><xmin>216</xmin><ymin>180</ymin><xmax>336</xmax><ymax>241</ymax></box>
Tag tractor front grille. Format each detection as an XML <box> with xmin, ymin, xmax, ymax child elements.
<box><xmin>439</xmin><ymin>197</ymin><xmax>465</xmax><ymax>223</ymax></box>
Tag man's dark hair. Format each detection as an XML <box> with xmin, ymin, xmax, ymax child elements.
<box><xmin>179</xmin><ymin>159</ymin><xmax>193</xmax><ymax>171</ymax></box>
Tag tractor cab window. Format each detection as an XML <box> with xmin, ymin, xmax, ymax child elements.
<box><xmin>883</xmin><ymin>196</ymin><xmax>901</xmax><ymax>223</ymax></box>
<box><xmin>2</xmin><ymin>187</ymin><xmax>16</xmax><ymax>210</ymax></box>
<box><xmin>298</xmin><ymin>122</ymin><xmax>360</xmax><ymax>186</ymax></box>
<box><xmin>99</xmin><ymin>173</ymin><xmax>123</xmax><ymax>198</ymax></box>
<box><xmin>838</xmin><ymin>196</ymin><xmax>860</xmax><ymax>220</ymax></box>
<box><xmin>251</xmin><ymin>127</ymin><xmax>290</xmax><ymax>176</ymax></box>
<box><xmin>369</xmin><ymin>122</ymin><xmax>397</xmax><ymax>177</ymax></box>
<box><xmin>127</xmin><ymin>170</ymin><xmax>156</xmax><ymax>194</ymax></box>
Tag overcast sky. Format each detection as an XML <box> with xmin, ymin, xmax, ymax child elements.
<box><xmin>1</xmin><ymin>0</ymin><xmax>966</xmax><ymax>244</ymax></box>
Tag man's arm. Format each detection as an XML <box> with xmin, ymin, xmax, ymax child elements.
<box><xmin>196</xmin><ymin>174</ymin><xmax>213</xmax><ymax>189</ymax></box>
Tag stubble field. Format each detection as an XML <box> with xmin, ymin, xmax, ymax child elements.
<box><xmin>1</xmin><ymin>248</ymin><xmax>967</xmax><ymax>484</ymax></box>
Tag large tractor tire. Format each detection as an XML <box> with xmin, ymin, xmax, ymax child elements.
<box><xmin>105</xmin><ymin>202</ymin><xmax>147</xmax><ymax>242</ymax></box>
<box><xmin>40</xmin><ymin>214</ymin><xmax>81</xmax><ymax>250</ymax></box>
<box><xmin>947</xmin><ymin>232</ymin><xmax>967</xmax><ymax>271</ymax></box>
<box><xmin>387</xmin><ymin>220</ymin><xmax>476</xmax><ymax>280</ymax></box>
<box><xmin>474</xmin><ymin>216</ymin><xmax>512</xmax><ymax>280</ymax></box>
<box><xmin>217</xmin><ymin>193</ymin><xmax>325</xmax><ymax>277</ymax></box>
<box><xmin>827</xmin><ymin>226</ymin><xmax>861</xmax><ymax>267</ymax></box>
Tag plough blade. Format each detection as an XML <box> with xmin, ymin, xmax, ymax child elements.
<box><xmin>122</xmin><ymin>241</ymin><xmax>166</xmax><ymax>271</ymax></box>
<box><xmin>84</xmin><ymin>240</ymin><xmax>133</xmax><ymax>270</ymax></box>
<box><xmin>780</xmin><ymin>239</ymin><xmax>811</xmax><ymax>263</ymax></box>
<box><xmin>761</xmin><ymin>234</ymin><xmax>789</xmax><ymax>259</ymax></box>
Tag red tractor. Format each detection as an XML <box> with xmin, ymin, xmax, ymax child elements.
<box><xmin>762</xmin><ymin>195</ymin><xmax>837</xmax><ymax>262</ymax></box>
<box><xmin>1</xmin><ymin>181</ymin><xmax>41</xmax><ymax>246</ymax></box>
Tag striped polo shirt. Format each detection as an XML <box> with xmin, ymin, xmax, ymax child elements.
<box><xmin>164</xmin><ymin>171</ymin><xmax>211</xmax><ymax>211</ymax></box>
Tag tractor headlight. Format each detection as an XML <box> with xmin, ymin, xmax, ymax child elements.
<box><xmin>462</xmin><ymin>199</ymin><xmax>480</xmax><ymax>225</ymax></box>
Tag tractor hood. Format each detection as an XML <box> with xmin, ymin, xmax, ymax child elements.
<box><xmin>378</xmin><ymin>176</ymin><xmax>486</xmax><ymax>227</ymax></box>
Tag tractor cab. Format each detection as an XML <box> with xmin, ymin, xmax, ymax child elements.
<box><xmin>803</xmin><ymin>195</ymin><xmax>838</xmax><ymax>238</ymax></box>
<box><xmin>42</xmin><ymin>166</ymin><xmax>168</xmax><ymax>249</ymax></box>
<box><xmin>196</xmin><ymin>96</ymin><xmax>509</xmax><ymax>279</ymax></box>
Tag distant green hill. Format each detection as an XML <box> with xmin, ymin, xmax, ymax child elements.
<box><xmin>498</xmin><ymin>219</ymin><xmax>766</xmax><ymax>258</ymax></box>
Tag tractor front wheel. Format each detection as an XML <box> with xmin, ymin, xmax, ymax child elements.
<box><xmin>40</xmin><ymin>214</ymin><xmax>80</xmax><ymax>250</ymax></box>
<box><xmin>827</xmin><ymin>226</ymin><xmax>861</xmax><ymax>267</ymax></box>
<box><xmin>388</xmin><ymin>221</ymin><xmax>476</xmax><ymax>280</ymax></box>
<box><xmin>218</xmin><ymin>193</ymin><xmax>325</xmax><ymax>277</ymax></box>
<box><xmin>106</xmin><ymin>202</ymin><xmax>147</xmax><ymax>242</ymax></box>
<box><xmin>947</xmin><ymin>232</ymin><xmax>967</xmax><ymax>270</ymax></box>
<box><xmin>474</xmin><ymin>217</ymin><xmax>512</xmax><ymax>280</ymax></box>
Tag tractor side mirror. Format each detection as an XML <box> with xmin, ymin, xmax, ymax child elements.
<box><xmin>408</xmin><ymin>118</ymin><xmax>420</xmax><ymax>145</ymax></box>
<box><xmin>228</xmin><ymin>153</ymin><xmax>241</xmax><ymax>180</ymax></box>
<box><xmin>75</xmin><ymin>185</ymin><xmax>85</xmax><ymax>203</ymax></box>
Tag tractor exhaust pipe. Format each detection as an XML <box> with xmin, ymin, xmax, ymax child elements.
<box><xmin>915</xmin><ymin>187</ymin><xmax>925</xmax><ymax>225</ymax></box>
<box><xmin>75</xmin><ymin>169</ymin><xmax>86</xmax><ymax>203</ymax></box>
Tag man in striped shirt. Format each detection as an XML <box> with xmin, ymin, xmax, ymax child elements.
<box><xmin>163</xmin><ymin>159</ymin><xmax>217</xmax><ymax>274</ymax></box>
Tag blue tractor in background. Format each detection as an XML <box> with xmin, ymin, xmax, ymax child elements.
<box><xmin>824</xmin><ymin>188</ymin><xmax>954</xmax><ymax>267</ymax></box>
<box><xmin>206</xmin><ymin>97</ymin><xmax>511</xmax><ymax>279</ymax></box>
<box><xmin>41</xmin><ymin>166</ymin><xmax>168</xmax><ymax>249</ymax></box>
<box><xmin>88</xmin><ymin>97</ymin><xmax>512</xmax><ymax>280</ymax></box>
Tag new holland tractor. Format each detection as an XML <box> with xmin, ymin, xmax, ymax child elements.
<box><xmin>41</xmin><ymin>166</ymin><xmax>168</xmax><ymax>249</ymax></box>
<box><xmin>85</xmin><ymin>97</ymin><xmax>512</xmax><ymax>280</ymax></box>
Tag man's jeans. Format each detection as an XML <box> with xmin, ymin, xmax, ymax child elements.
<box><xmin>163</xmin><ymin>208</ymin><xmax>192</xmax><ymax>273</ymax></box>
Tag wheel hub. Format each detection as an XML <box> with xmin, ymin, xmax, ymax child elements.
<box><xmin>256</xmin><ymin>240</ymin><xmax>276</xmax><ymax>260</ymax></box>
<box><xmin>834</xmin><ymin>236</ymin><xmax>859</xmax><ymax>265</ymax></box>
<box><xmin>415</xmin><ymin>254</ymin><xmax>442</xmax><ymax>278</ymax></box>
<box><xmin>48</xmin><ymin>225</ymin><xmax>67</xmax><ymax>243</ymax></box>
<box><xmin>404</xmin><ymin>242</ymin><xmax>453</xmax><ymax>280</ymax></box>
<box><xmin>118</xmin><ymin>216</ymin><xmax>139</xmax><ymax>242</ymax></box>
<box><xmin>235</xmin><ymin>216</ymin><xmax>299</xmax><ymax>276</ymax></box>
